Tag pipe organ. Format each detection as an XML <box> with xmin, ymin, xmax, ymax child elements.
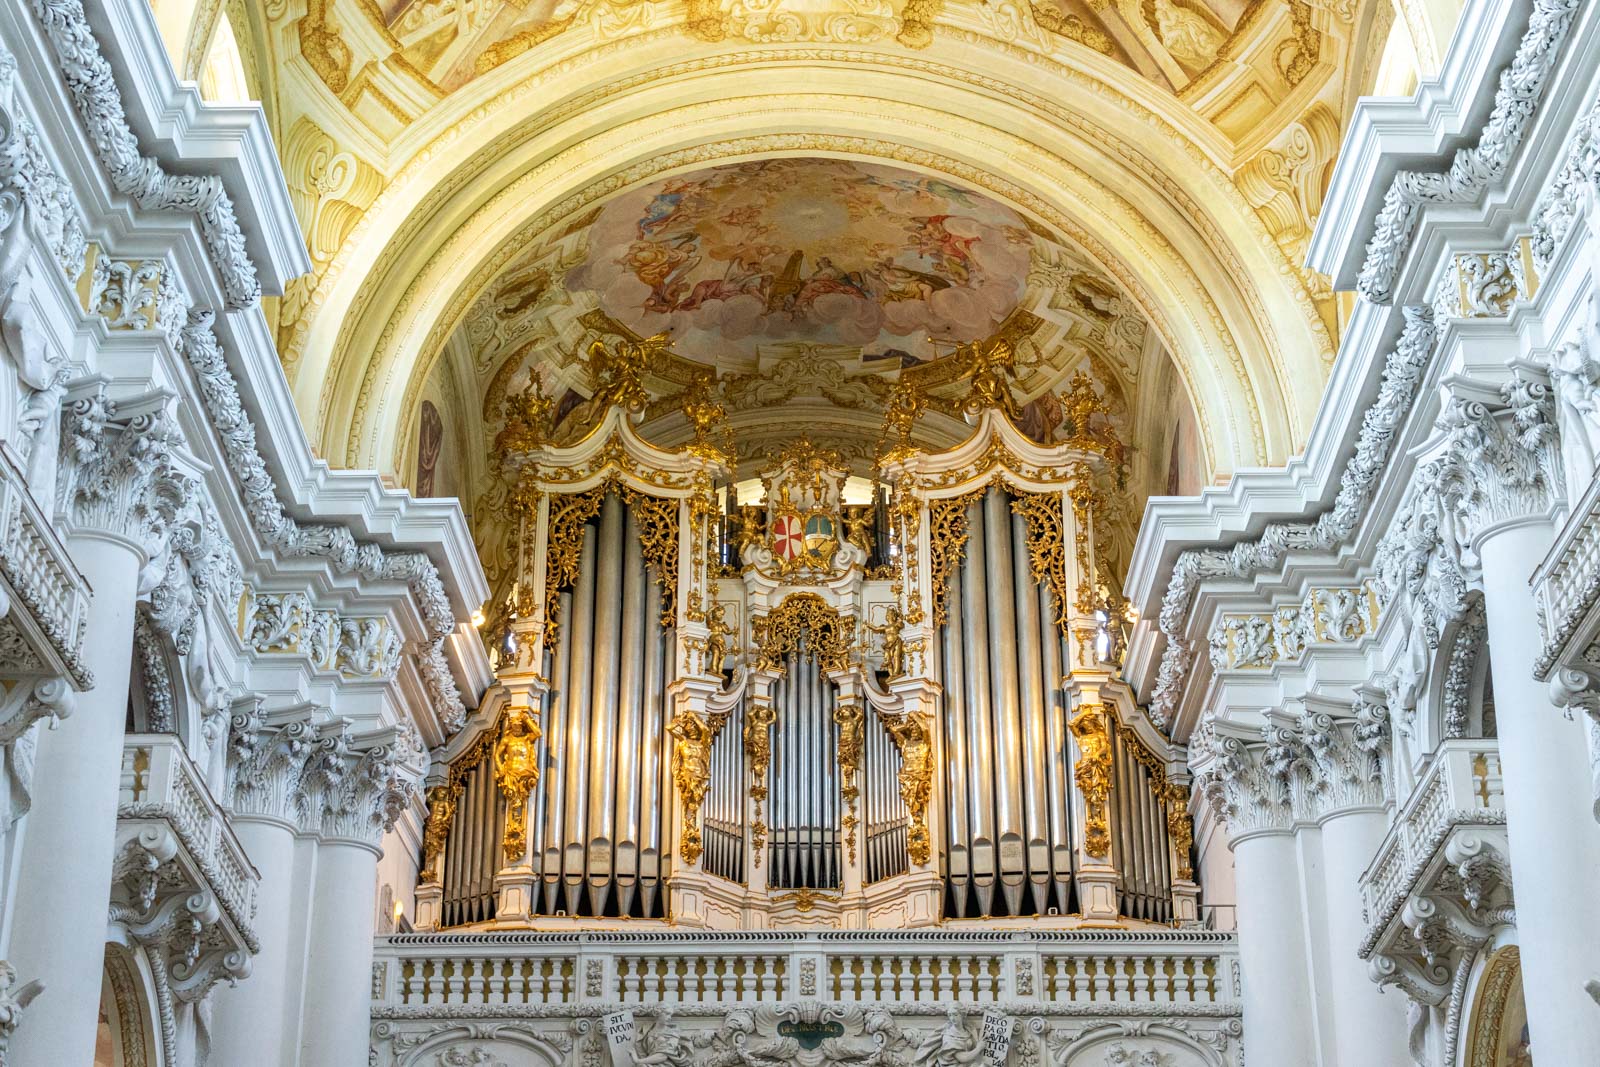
<box><xmin>416</xmin><ymin>342</ymin><xmax>1200</xmax><ymax>931</ymax></box>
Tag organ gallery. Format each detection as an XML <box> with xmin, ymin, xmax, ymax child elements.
<box><xmin>3</xmin><ymin>0</ymin><xmax>1596</xmax><ymax>1063</ymax></box>
<box><xmin>423</xmin><ymin>338</ymin><xmax>1192</xmax><ymax>932</ymax></box>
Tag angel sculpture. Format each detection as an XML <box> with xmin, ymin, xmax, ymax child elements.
<box><xmin>911</xmin><ymin>1007</ymin><xmax>983</xmax><ymax>1067</ymax></box>
<box><xmin>866</xmin><ymin>605</ymin><xmax>908</xmax><ymax>680</ymax></box>
<box><xmin>632</xmin><ymin>1009</ymin><xmax>699</xmax><ymax>1067</ymax></box>
<box><xmin>703</xmin><ymin>601</ymin><xmax>739</xmax><ymax>677</ymax></box>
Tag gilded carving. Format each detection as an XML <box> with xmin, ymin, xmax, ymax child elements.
<box><xmin>494</xmin><ymin>706</ymin><xmax>543</xmax><ymax>863</ymax></box>
<box><xmin>880</xmin><ymin>711</ymin><xmax>934</xmax><ymax>866</ymax></box>
<box><xmin>751</xmin><ymin>593</ymin><xmax>853</xmax><ymax>675</ymax></box>
<box><xmin>834</xmin><ymin>700</ymin><xmax>864</xmax><ymax>863</ymax></box>
<box><xmin>866</xmin><ymin>605</ymin><xmax>908</xmax><ymax>679</ymax></box>
<box><xmin>418</xmin><ymin>783</ymin><xmax>457</xmax><ymax>884</ymax></box>
<box><xmin>542</xmin><ymin>487</ymin><xmax>606</xmax><ymax>654</ymax></box>
<box><xmin>669</xmin><ymin>706</ymin><xmax>728</xmax><ymax>865</ymax></box>
<box><xmin>927</xmin><ymin>493</ymin><xmax>975</xmax><ymax>628</ymax></box>
<box><xmin>1069</xmin><ymin>703</ymin><xmax>1113</xmax><ymax>860</ymax></box>
<box><xmin>1162</xmin><ymin>782</ymin><xmax>1196</xmax><ymax>882</ymax></box>
<box><xmin>1010</xmin><ymin>488</ymin><xmax>1073</xmax><ymax>636</ymax></box>
<box><xmin>744</xmin><ymin>698</ymin><xmax>776</xmax><ymax>865</ymax></box>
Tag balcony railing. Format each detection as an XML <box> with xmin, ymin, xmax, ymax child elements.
<box><xmin>1358</xmin><ymin>740</ymin><xmax>1505</xmax><ymax>935</ymax></box>
<box><xmin>372</xmin><ymin>929</ymin><xmax>1240</xmax><ymax>1011</ymax></box>
<box><xmin>0</xmin><ymin>443</ymin><xmax>90</xmax><ymax>682</ymax></box>
<box><xmin>118</xmin><ymin>733</ymin><xmax>258</xmax><ymax>932</ymax></box>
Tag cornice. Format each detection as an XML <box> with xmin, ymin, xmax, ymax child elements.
<box><xmin>1307</xmin><ymin>0</ymin><xmax>1526</xmax><ymax>287</ymax></box>
<box><xmin>82</xmin><ymin>0</ymin><xmax>309</xmax><ymax>289</ymax></box>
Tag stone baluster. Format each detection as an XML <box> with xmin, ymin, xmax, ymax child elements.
<box><xmin>8</xmin><ymin>387</ymin><xmax>195</xmax><ymax>1065</ymax></box>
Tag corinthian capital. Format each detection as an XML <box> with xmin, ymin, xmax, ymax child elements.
<box><xmin>1437</xmin><ymin>374</ymin><xmax>1565</xmax><ymax>538</ymax></box>
<box><xmin>56</xmin><ymin>386</ymin><xmax>195</xmax><ymax>555</ymax></box>
<box><xmin>1192</xmin><ymin>722</ymin><xmax>1297</xmax><ymax>839</ymax></box>
<box><xmin>225</xmin><ymin>699</ymin><xmax>322</xmax><ymax>825</ymax></box>
<box><xmin>298</xmin><ymin>722</ymin><xmax>420</xmax><ymax>847</ymax></box>
<box><xmin>1297</xmin><ymin>696</ymin><xmax>1391</xmax><ymax>817</ymax></box>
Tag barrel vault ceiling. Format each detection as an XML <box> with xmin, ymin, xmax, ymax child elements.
<box><xmin>150</xmin><ymin>0</ymin><xmax>1443</xmax><ymax>587</ymax></box>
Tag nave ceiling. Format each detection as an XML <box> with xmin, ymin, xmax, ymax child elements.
<box><xmin>150</xmin><ymin>0</ymin><xmax>1429</xmax><ymax>592</ymax></box>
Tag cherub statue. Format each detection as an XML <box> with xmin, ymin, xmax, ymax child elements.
<box><xmin>843</xmin><ymin>505</ymin><xmax>875</xmax><ymax>556</ymax></box>
<box><xmin>704</xmin><ymin>601</ymin><xmax>739</xmax><ymax>676</ymax></box>
<box><xmin>958</xmin><ymin>338</ymin><xmax>1019</xmax><ymax>418</ymax></box>
<box><xmin>866</xmin><ymin>605</ymin><xmax>908</xmax><ymax>680</ymax></box>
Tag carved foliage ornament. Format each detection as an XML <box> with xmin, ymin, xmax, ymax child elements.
<box><xmin>750</xmin><ymin>593</ymin><xmax>852</xmax><ymax>675</ymax></box>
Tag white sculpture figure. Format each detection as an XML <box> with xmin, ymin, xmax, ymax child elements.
<box><xmin>632</xmin><ymin>1009</ymin><xmax>698</xmax><ymax>1067</ymax></box>
<box><xmin>912</xmin><ymin>1007</ymin><xmax>982</xmax><ymax>1066</ymax></box>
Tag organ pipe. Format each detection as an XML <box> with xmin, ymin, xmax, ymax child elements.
<box><xmin>1010</xmin><ymin>505</ymin><xmax>1049</xmax><ymax>915</ymax></box>
<box><xmin>961</xmin><ymin>494</ymin><xmax>997</xmax><ymax>915</ymax></box>
<box><xmin>983</xmin><ymin>488</ymin><xmax>1027</xmax><ymax>916</ymax></box>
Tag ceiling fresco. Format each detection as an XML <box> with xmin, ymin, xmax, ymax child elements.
<box><xmin>567</xmin><ymin>160</ymin><xmax>1033</xmax><ymax>367</ymax></box>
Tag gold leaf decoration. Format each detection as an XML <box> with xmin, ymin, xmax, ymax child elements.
<box><xmin>494</xmin><ymin>706</ymin><xmax>543</xmax><ymax>863</ymax></box>
<box><xmin>1069</xmin><ymin>702</ymin><xmax>1113</xmax><ymax>860</ymax></box>
<box><xmin>1010</xmin><ymin>488</ymin><xmax>1072</xmax><ymax>638</ymax></box>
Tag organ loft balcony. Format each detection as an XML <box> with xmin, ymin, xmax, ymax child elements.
<box><xmin>411</xmin><ymin>336</ymin><xmax>1201</xmax><ymax>938</ymax></box>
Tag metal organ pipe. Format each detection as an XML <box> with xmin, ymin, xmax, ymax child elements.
<box><xmin>587</xmin><ymin>494</ymin><xmax>624</xmax><ymax>914</ymax></box>
<box><xmin>961</xmin><ymin>495</ymin><xmax>997</xmax><ymax>915</ymax></box>
<box><xmin>541</xmin><ymin>590</ymin><xmax>573</xmax><ymax>913</ymax></box>
<box><xmin>1010</xmin><ymin>507</ymin><xmax>1050</xmax><ymax>914</ymax></box>
<box><xmin>1039</xmin><ymin>581</ymin><xmax>1072</xmax><ymax>914</ymax></box>
<box><xmin>561</xmin><ymin>524</ymin><xmax>598</xmax><ymax>914</ymax></box>
<box><xmin>983</xmin><ymin>487</ymin><xmax>1026</xmax><ymax>916</ymax></box>
<box><xmin>942</xmin><ymin>563</ymin><xmax>971</xmax><ymax>917</ymax></box>
<box><xmin>640</xmin><ymin>577</ymin><xmax>667</xmax><ymax>918</ymax></box>
<box><xmin>613</xmin><ymin>506</ymin><xmax>647</xmax><ymax>916</ymax></box>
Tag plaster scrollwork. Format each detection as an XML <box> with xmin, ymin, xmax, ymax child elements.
<box><xmin>1440</xmin><ymin>599</ymin><xmax>1486</xmax><ymax>740</ymax></box>
<box><xmin>57</xmin><ymin>388</ymin><xmax>195</xmax><ymax>556</ymax></box>
<box><xmin>0</xmin><ymin>960</ymin><xmax>43</xmax><ymax>1067</ymax></box>
<box><xmin>1206</xmin><ymin>582</ymin><xmax>1380</xmax><ymax>671</ymax></box>
<box><xmin>83</xmin><ymin>251</ymin><xmax>163</xmax><ymax>329</ymax></box>
<box><xmin>237</xmin><ymin>588</ymin><xmax>404</xmax><ymax>678</ymax></box>
<box><xmin>298</xmin><ymin>725</ymin><xmax>421</xmax><ymax>847</ymax></box>
<box><xmin>0</xmin><ymin>676</ymin><xmax>72</xmax><ymax>834</ymax></box>
<box><xmin>1530</xmin><ymin>94</ymin><xmax>1600</xmax><ymax>271</ymax></box>
<box><xmin>226</xmin><ymin>701</ymin><xmax>321</xmax><ymax>825</ymax></box>
<box><xmin>1547</xmin><ymin>666</ymin><xmax>1600</xmax><ymax>821</ymax></box>
<box><xmin>1195</xmin><ymin>700</ymin><xmax>1392</xmax><ymax>837</ymax></box>
<box><xmin>1152</xmin><ymin>307</ymin><xmax>1439</xmax><ymax>726</ymax></box>
<box><xmin>1357</xmin><ymin>0</ymin><xmax>1581</xmax><ymax>303</ymax></box>
<box><xmin>0</xmin><ymin>48</ymin><xmax>88</xmax><ymax>281</ymax></box>
<box><xmin>177</xmin><ymin>311</ymin><xmax>466</xmax><ymax>728</ymax></box>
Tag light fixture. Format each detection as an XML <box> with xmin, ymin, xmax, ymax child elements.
<box><xmin>471</xmin><ymin>608</ymin><xmax>486</xmax><ymax>629</ymax></box>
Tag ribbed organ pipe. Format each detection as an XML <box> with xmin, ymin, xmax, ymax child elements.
<box><xmin>1110</xmin><ymin>722</ymin><xmax>1175</xmax><ymax>922</ymax></box>
<box><xmin>940</xmin><ymin>486</ymin><xmax>1081</xmax><ymax>919</ymax></box>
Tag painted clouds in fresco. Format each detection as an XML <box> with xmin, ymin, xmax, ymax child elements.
<box><xmin>566</xmin><ymin>159</ymin><xmax>1032</xmax><ymax>365</ymax></box>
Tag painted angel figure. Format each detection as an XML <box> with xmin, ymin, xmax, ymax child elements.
<box><xmin>866</xmin><ymin>605</ymin><xmax>908</xmax><ymax>679</ymax></box>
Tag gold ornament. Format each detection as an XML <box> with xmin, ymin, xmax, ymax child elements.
<box><xmin>495</xmin><ymin>376</ymin><xmax>552</xmax><ymax>454</ymax></box>
<box><xmin>494</xmin><ymin>706</ymin><xmax>543</xmax><ymax>864</ymax></box>
<box><xmin>881</xmin><ymin>711</ymin><xmax>934</xmax><ymax>866</ymax></box>
<box><xmin>891</xmin><ymin>475</ymin><xmax>924</xmax><ymax>624</ymax></box>
<box><xmin>679</xmin><ymin>372</ymin><xmax>733</xmax><ymax>464</ymax></box>
<box><xmin>541</xmin><ymin>487</ymin><xmax>605</xmax><ymax>654</ymax></box>
<box><xmin>1069</xmin><ymin>703</ymin><xmax>1113</xmax><ymax>860</ymax></box>
<box><xmin>1163</xmin><ymin>782</ymin><xmax>1196</xmax><ymax>882</ymax></box>
<box><xmin>878</xmin><ymin>376</ymin><xmax>928</xmax><ymax>462</ymax></box>
<box><xmin>866</xmin><ymin>605</ymin><xmax>908</xmax><ymax>680</ymax></box>
<box><xmin>926</xmin><ymin>493</ymin><xmax>975</xmax><ymax>628</ymax></box>
<box><xmin>702</xmin><ymin>601</ymin><xmax>738</xmax><ymax>676</ymax></box>
<box><xmin>668</xmin><ymin>707</ymin><xmax>727</xmax><ymax>865</ymax></box>
<box><xmin>620</xmin><ymin>486</ymin><xmax>681</xmax><ymax>628</ymax></box>
<box><xmin>955</xmin><ymin>337</ymin><xmax>1020</xmax><ymax>418</ymax></box>
<box><xmin>843</xmin><ymin>504</ymin><xmax>874</xmax><ymax>556</ymax></box>
<box><xmin>744</xmin><ymin>698</ymin><xmax>776</xmax><ymax>866</ymax></box>
<box><xmin>834</xmin><ymin>700</ymin><xmax>864</xmax><ymax>863</ymax></box>
<box><xmin>419</xmin><ymin>783</ymin><xmax>457</xmax><ymax>884</ymax></box>
<box><xmin>1010</xmin><ymin>489</ymin><xmax>1073</xmax><ymax>637</ymax></box>
<box><xmin>750</xmin><ymin>593</ymin><xmax>852</xmax><ymax>675</ymax></box>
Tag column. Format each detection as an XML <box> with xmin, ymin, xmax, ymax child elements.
<box><xmin>299</xmin><ymin>840</ymin><xmax>380</xmax><ymax>1067</ymax></box>
<box><xmin>210</xmin><ymin>705</ymin><xmax>321</xmax><ymax>1067</ymax></box>
<box><xmin>1300</xmin><ymin>703</ymin><xmax>1412</xmax><ymax>1064</ymax></box>
<box><xmin>9</xmin><ymin>400</ymin><xmax>186</xmax><ymax>1064</ymax></box>
<box><xmin>296</xmin><ymin>731</ymin><xmax>410</xmax><ymax>1067</ymax></box>
<box><xmin>1194</xmin><ymin>726</ymin><xmax>1318</xmax><ymax>1066</ymax></box>
<box><xmin>1476</xmin><ymin>516</ymin><xmax>1600</xmax><ymax>1060</ymax></box>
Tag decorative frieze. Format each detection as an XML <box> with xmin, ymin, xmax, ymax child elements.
<box><xmin>1151</xmin><ymin>307</ymin><xmax>1439</xmax><ymax>727</ymax></box>
<box><xmin>1431</xmin><ymin>241</ymin><xmax>1540</xmax><ymax>321</ymax></box>
<box><xmin>236</xmin><ymin>587</ymin><xmax>402</xmax><ymax>679</ymax></box>
<box><xmin>1207</xmin><ymin>581</ymin><xmax>1380</xmax><ymax>671</ymax></box>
